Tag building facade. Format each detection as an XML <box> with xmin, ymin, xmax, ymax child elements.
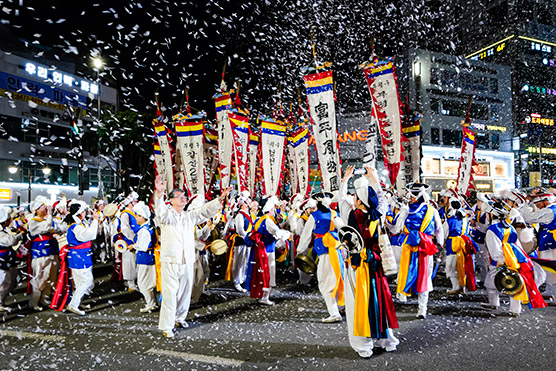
<box><xmin>0</xmin><ymin>49</ymin><xmax>118</xmax><ymax>205</ymax></box>
<box><xmin>408</xmin><ymin>48</ymin><xmax>514</xmax><ymax>194</ymax></box>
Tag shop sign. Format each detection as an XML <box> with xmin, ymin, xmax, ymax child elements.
<box><xmin>0</xmin><ymin>189</ymin><xmax>11</xmax><ymax>200</ymax></box>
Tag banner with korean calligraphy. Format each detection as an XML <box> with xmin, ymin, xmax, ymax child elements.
<box><xmin>153</xmin><ymin>114</ymin><xmax>174</xmax><ymax>194</ymax></box>
<box><xmin>396</xmin><ymin>112</ymin><xmax>422</xmax><ymax>191</ymax></box>
<box><xmin>456</xmin><ymin>127</ymin><xmax>477</xmax><ymax>196</ymax></box>
<box><xmin>213</xmin><ymin>91</ymin><xmax>234</xmax><ymax>189</ymax></box>
<box><xmin>248</xmin><ymin>129</ymin><xmax>260</xmax><ymax>197</ymax></box>
<box><xmin>303</xmin><ymin>70</ymin><xmax>341</xmax><ymax>193</ymax></box>
<box><xmin>363</xmin><ymin>59</ymin><xmax>404</xmax><ymax>186</ymax></box>
<box><xmin>175</xmin><ymin>113</ymin><xmax>205</xmax><ymax>197</ymax></box>
<box><xmin>229</xmin><ymin>110</ymin><xmax>250</xmax><ymax>193</ymax></box>
<box><xmin>286</xmin><ymin>140</ymin><xmax>298</xmax><ymax>195</ymax></box>
<box><xmin>291</xmin><ymin>127</ymin><xmax>310</xmax><ymax>197</ymax></box>
<box><xmin>363</xmin><ymin>115</ymin><xmax>379</xmax><ymax>169</ymax></box>
<box><xmin>260</xmin><ymin>117</ymin><xmax>286</xmax><ymax>196</ymax></box>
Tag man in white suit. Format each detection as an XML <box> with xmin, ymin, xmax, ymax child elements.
<box><xmin>154</xmin><ymin>175</ymin><xmax>230</xmax><ymax>338</ymax></box>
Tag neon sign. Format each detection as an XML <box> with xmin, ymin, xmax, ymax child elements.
<box><xmin>525</xmin><ymin>113</ymin><xmax>555</xmax><ymax>126</ymax></box>
<box><xmin>24</xmin><ymin>62</ymin><xmax>98</xmax><ymax>96</ymax></box>
<box><xmin>528</xmin><ymin>146</ymin><xmax>556</xmax><ymax>155</ymax></box>
<box><xmin>531</xmin><ymin>42</ymin><xmax>552</xmax><ymax>53</ymax></box>
<box><xmin>521</xmin><ymin>84</ymin><xmax>556</xmax><ymax>95</ymax></box>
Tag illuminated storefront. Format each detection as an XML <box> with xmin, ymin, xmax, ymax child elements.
<box><xmin>465</xmin><ymin>30</ymin><xmax>556</xmax><ymax>186</ymax></box>
<box><xmin>421</xmin><ymin>145</ymin><xmax>515</xmax><ymax>194</ymax></box>
<box><xmin>0</xmin><ymin>49</ymin><xmax>118</xmax><ymax>205</ymax></box>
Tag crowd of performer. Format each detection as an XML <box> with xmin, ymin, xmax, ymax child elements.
<box><xmin>1</xmin><ymin>168</ymin><xmax>555</xmax><ymax>358</ymax></box>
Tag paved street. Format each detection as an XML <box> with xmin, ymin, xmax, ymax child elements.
<box><xmin>1</xmin><ymin>264</ymin><xmax>555</xmax><ymax>370</ymax></box>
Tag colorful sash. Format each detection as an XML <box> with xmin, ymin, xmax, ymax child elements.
<box><xmin>397</xmin><ymin>205</ymin><xmax>437</xmax><ymax>295</ymax></box>
<box><xmin>501</xmin><ymin>228</ymin><xmax>546</xmax><ymax>308</ymax></box>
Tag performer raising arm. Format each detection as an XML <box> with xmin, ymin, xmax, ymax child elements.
<box><xmin>338</xmin><ymin>166</ymin><xmax>399</xmax><ymax>358</ymax></box>
<box><xmin>154</xmin><ymin>175</ymin><xmax>230</xmax><ymax>338</ymax></box>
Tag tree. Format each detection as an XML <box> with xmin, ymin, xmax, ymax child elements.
<box><xmin>84</xmin><ymin>110</ymin><xmax>156</xmax><ymax>200</ymax></box>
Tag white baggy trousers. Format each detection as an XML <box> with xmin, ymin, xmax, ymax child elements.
<box><xmin>158</xmin><ymin>262</ymin><xmax>194</xmax><ymax>332</ymax></box>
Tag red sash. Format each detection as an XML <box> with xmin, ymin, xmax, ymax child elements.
<box><xmin>249</xmin><ymin>233</ymin><xmax>270</xmax><ymax>299</ymax></box>
<box><xmin>69</xmin><ymin>241</ymin><xmax>92</xmax><ymax>250</ymax></box>
<box><xmin>50</xmin><ymin>244</ymin><xmax>72</xmax><ymax>311</ymax></box>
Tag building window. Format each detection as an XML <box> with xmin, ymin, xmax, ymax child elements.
<box><xmin>476</xmin><ymin>133</ymin><xmax>489</xmax><ymax>149</ymax></box>
<box><xmin>492</xmin><ymin>133</ymin><xmax>500</xmax><ymax>150</ymax></box>
<box><xmin>443</xmin><ymin>129</ymin><xmax>462</xmax><ymax>146</ymax></box>
<box><xmin>431</xmin><ymin>127</ymin><xmax>441</xmax><ymax>145</ymax></box>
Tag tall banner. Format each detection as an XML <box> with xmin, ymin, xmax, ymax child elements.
<box><xmin>397</xmin><ymin>112</ymin><xmax>422</xmax><ymax>191</ymax></box>
<box><xmin>153</xmin><ymin>115</ymin><xmax>174</xmax><ymax>194</ymax></box>
<box><xmin>363</xmin><ymin>59</ymin><xmax>404</xmax><ymax>186</ymax></box>
<box><xmin>248</xmin><ymin>129</ymin><xmax>260</xmax><ymax>197</ymax></box>
<box><xmin>286</xmin><ymin>139</ymin><xmax>299</xmax><ymax>195</ymax></box>
<box><xmin>203</xmin><ymin>127</ymin><xmax>219</xmax><ymax>196</ymax></box>
<box><xmin>229</xmin><ymin>111</ymin><xmax>250</xmax><ymax>193</ymax></box>
<box><xmin>213</xmin><ymin>91</ymin><xmax>234</xmax><ymax>189</ymax></box>
<box><xmin>260</xmin><ymin>117</ymin><xmax>286</xmax><ymax>196</ymax></box>
<box><xmin>175</xmin><ymin>113</ymin><xmax>205</xmax><ymax>197</ymax></box>
<box><xmin>303</xmin><ymin>70</ymin><xmax>341</xmax><ymax>193</ymax></box>
<box><xmin>363</xmin><ymin>115</ymin><xmax>379</xmax><ymax>169</ymax></box>
<box><xmin>291</xmin><ymin>127</ymin><xmax>310</xmax><ymax>197</ymax></box>
<box><xmin>456</xmin><ymin>127</ymin><xmax>477</xmax><ymax>196</ymax></box>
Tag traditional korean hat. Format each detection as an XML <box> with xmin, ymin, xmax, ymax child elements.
<box><xmin>354</xmin><ymin>176</ymin><xmax>372</xmax><ymax>208</ymax></box>
<box><xmin>31</xmin><ymin>195</ymin><xmax>49</xmax><ymax>211</ymax></box>
<box><xmin>71</xmin><ymin>201</ymin><xmax>89</xmax><ymax>216</ymax></box>
<box><xmin>133</xmin><ymin>201</ymin><xmax>151</xmax><ymax>220</ymax></box>
<box><xmin>533</xmin><ymin>192</ymin><xmax>555</xmax><ymax>204</ymax></box>
<box><xmin>299</xmin><ymin>198</ymin><xmax>317</xmax><ymax>211</ymax></box>
<box><xmin>406</xmin><ymin>182</ymin><xmax>431</xmax><ymax>202</ymax></box>
<box><xmin>484</xmin><ymin>200</ymin><xmax>511</xmax><ymax>218</ymax></box>
<box><xmin>0</xmin><ymin>207</ymin><xmax>9</xmax><ymax>224</ymax></box>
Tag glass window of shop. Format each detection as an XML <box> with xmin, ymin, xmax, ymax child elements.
<box><xmin>443</xmin><ymin>129</ymin><xmax>462</xmax><ymax>146</ymax></box>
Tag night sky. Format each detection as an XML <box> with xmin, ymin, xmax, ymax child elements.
<box><xmin>1</xmin><ymin>0</ymin><xmax>458</xmax><ymax>118</ymax></box>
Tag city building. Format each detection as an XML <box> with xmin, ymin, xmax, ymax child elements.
<box><xmin>407</xmin><ymin>48</ymin><xmax>514</xmax><ymax>194</ymax></box>
<box><xmin>0</xmin><ymin>48</ymin><xmax>118</xmax><ymax>206</ymax></box>
<box><xmin>461</xmin><ymin>0</ymin><xmax>556</xmax><ymax>187</ymax></box>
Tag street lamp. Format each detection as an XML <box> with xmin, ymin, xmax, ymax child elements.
<box><xmin>42</xmin><ymin>167</ymin><xmax>51</xmax><ymax>175</ymax></box>
<box><xmin>8</xmin><ymin>166</ymin><xmax>18</xmax><ymax>174</ymax></box>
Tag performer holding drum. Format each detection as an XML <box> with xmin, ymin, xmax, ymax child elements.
<box><xmin>297</xmin><ymin>191</ymin><xmax>345</xmax><ymax>323</ymax></box>
<box><xmin>483</xmin><ymin>201</ymin><xmax>546</xmax><ymax>315</ymax></box>
<box><xmin>337</xmin><ymin>165</ymin><xmax>399</xmax><ymax>358</ymax></box>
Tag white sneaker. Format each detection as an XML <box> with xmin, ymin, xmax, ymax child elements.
<box><xmin>66</xmin><ymin>305</ymin><xmax>86</xmax><ymax>316</ymax></box>
<box><xmin>322</xmin><ymin>315</ymin><xmax>342</xmax><ymax>323</ymax></box>
<box><xmin>0</xmin><ymin>305</ymin><xmax>12</xmax><ymax>313</ymax></box>
<box><xmin>258</xmin><ymin>299</ymin><xmax>275</xmax><ymax>306</ymax></box>
<box><xmin>396</xmin><ymin>293</ymin><xmax>408</xmax><ymax>302</ymax></box>
<box><xmin>140</xmin><ymin>305</ymin><xmax>157</xmax><ymax>313</ymax></box>
<box><xmin>163</xmin><ymin>330</ymin><xmax>175</xmax><ymax>338</ymax></box>
<box><xmin>175</xmin><ymin>320</ymin><xmax>189</xmax><ymax>328</ymax></box>
<box><xmin>358</xmin><ymin>350</ymin><xmax>373</xmax><ymax>358</ymax></box>
<box><xmin>32</xmin><ymin>306</ymin><xmax>44</xmax><ymax>312</ymax></box>
<box><xmin>234</xmin><ymin>283</ymin><xmax>247</xmax><ymax>293</ymax></box>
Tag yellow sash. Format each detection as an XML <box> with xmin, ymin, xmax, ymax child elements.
<box><xmin>353</xmin><ymin>248</ymin><xmax>371</xmax><ymax>337</ymax></box>
<box><xmin>501</xmin><ymin>228</ymin><xmax>528</xmax><ymax>303</ymax></box>
<box><xmin>397</xmin><ymin>204</ymin><xmax>434</xmax><ymax>295</ymax></box>
<box><xmin>224</xmin><ymin>234</ymin><xmax>238</xmax><ymax>281</ymax></box>
<box><xmin>450</xmin><ymin>219</ymin><xmax>468</xmax><ymax>287</ymax></box>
